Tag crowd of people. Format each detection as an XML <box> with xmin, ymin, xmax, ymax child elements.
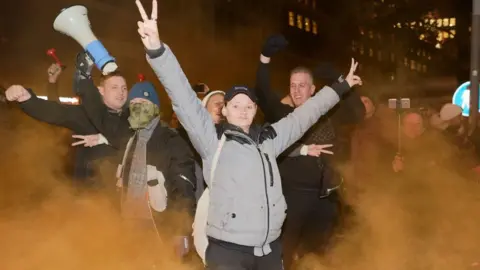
<box><xmin>1</xmin><ymin>0</ymin><xmax>480</xmax><ymax>269</ymax></box>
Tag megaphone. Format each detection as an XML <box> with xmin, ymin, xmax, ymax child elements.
<box><xmin>53</xmin><ymin>5</ymin><xmax>117</xmax><ymax>75</ymax></box>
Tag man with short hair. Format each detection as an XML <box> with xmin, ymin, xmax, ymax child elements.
<box><xmin>255</xmin><ymin>35</ymin><xmax>364</xmax><ymax>269</ymax></box>
<box><xmin>4</xmin><ymin>63</ymin><xmax>130</xmax><ymax>183</ymax></box>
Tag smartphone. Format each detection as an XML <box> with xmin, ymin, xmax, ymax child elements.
<box><xmin>388</xmin><ymin>98</ymin><xmax>411</xmax><ymax>109</ymax></box>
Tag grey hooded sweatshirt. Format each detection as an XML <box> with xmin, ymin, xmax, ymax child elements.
<box><xmin>146</xmin><ymin>44</ymin><xmax>349</xmax><ymax>256</ymax></box>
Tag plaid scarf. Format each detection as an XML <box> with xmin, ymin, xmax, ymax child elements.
<box><xmin>302</xmin><ymin>117</ymin><xmax>336</xmax><ymax>169</ymax></box>
<box><xmin>121</xmin><ymin>117</ymin><xmax>160</xmax><ymax>220</ymax></box>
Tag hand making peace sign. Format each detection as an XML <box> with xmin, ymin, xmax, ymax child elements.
<box><xmin>135</xmin><ymin>0</ymin><xmax>162</xmax><ymax>51</ymax></box>
<box><xmin>345</xmin><ymin>58</ymin><xmax>362</xmax><ymax>87</ymax></box>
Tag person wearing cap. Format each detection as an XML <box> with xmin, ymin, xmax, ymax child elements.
<box><xmin>134</xmin><ymin>4</ymin><xmax>362</xmax><ymax>267</ymax></box>
<box><xmin>201</xmin><ymin>90</ymin><xmax>226</xmax><ymax>124</ymax></box>
<box><xmin>113</xmin><ymin>80</ymin><xmax>197</xmax><ymax>258</ymax></box>
<box><xmin>438</xmin><ymin>103</ymin><xmax>464</xmax><ymax>135</ymax></box>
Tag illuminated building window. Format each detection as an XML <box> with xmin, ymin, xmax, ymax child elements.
<box><xmin>443</xmin><ymin>31</ymin><xmax>449</xmax><ymax>39</ymax></box>
<box><xmin>404</xmin><ymin>57</ymin><xmax>408</xmax><ymax>66</ymax></box>
<box><xmin>450</xmin><ymin>18</ymin><xmax>456</xmax><ymax>27</ymax></box>
<box><xmin>288</xmin><ymin>12</ymin><xmax>295</xmax><ymax>26</ymax></box>
<box><xmin>297</xmin><ymin>15</ymin><xmax>303</xmax><ymax>29</ymax></box>
<box><xmin>305</xmin><ymin>18</ymin><xmax>311</xmax><ymax>32</ymax></box>
<box><xmin>430</xmin><ymin>19</ymin><xmax>435</xmax><ymax>25</ymax></box>
<box><xmin>419</xmin><ymin>22</ymin><xmax>423</xmax><ymax>27</ymax></box>
<box><xmin>443</xmin><ymin>18</ymin><xmax>449</xmax><ymax>27</ymax></box>
<box><xmin>390</xmin><ymin>53</ymin><xmax>395</xmax><ymax>62</ymax></box>
<box><xmin>437</xmin><ymin>32</ymin><xmax>443</xmax><ymax>41</ymax></box>
<box><xmin>377</xmin><ymin>51</ymin><xmax>382</xmax><ymax>61</ymax></box>
<box><xmin>451</xmin><ymin>29</ymin><xmax>456</xmax><ymax>35</ymax></box>
<box><xmin>419</xmin><ymin>34</ymin><xmax>425</xmax><ymax>40</ymax></box>
<box><xmin>368</xmin><ymin>31</ymin><xmax>373</xmax><ymax>39</ymax></box>
<box><xmin>369</xmin><ymin>48</ymin><xmax>373</xmax><ymax>57</ymax></box>
<box><xmin>422</xmin><ymin>65</ymin><xmax>427</xmax><ymax>72</ymax></box>
<box><xmin>435</xmin><ymin>43</ymin><xmax>441</xmax><ymax>49</ymax></box>
<box><xmin>417</xmin><ymin>49</ymin><xmax>421</xmax><ymax>56</ymax></box>
<box><xmin>312</xmin><ymin>21</ymin><xmax>318</xmax><ymax>34</ymax></box>
<box><xmin>437</xmin><ymin>19</ymin><xmax>442</xmax><ymax>27</ymax></box>
<box><xmin>410</xmin><ymin>60</ymin><xmax>415</xmax><ymax>70</ymax></box>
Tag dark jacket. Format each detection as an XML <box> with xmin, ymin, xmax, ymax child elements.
<box><xmin>254</xmin><ymin>61</ymin><xmax>365</xmax><ymax>191</ymax></box>
<box><xmin>19</xmin><ymin>80</ymin><xmax>129</xmax><ymax>181</ymax></box>
<box><xmin>124</xmin><ymin>122</ymin><xmax>197</xmax><ymax>236</ymax></box>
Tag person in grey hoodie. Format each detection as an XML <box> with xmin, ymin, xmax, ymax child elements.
<box><xmin>134</xmin><ymin>1</ymin><xmax>362</xmax><ymax>268</ymax></box>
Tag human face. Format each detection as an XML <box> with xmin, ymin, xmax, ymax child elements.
<box><xmin>98</xmin><ymin>76</ymin><xmax>128</xmax><ymax>111</ymax></box>
<box><xmin>361</xmin><ymin>96</ymin><xmax>376</xmax><ymax>119</ymax></box>
<box><xmin>206</xmin><ymin>94</ymin><xmax>225</xmax><ymax>124</ymax></box>
<box><xmin>222</xmin><ymin>94</ymin><xmax>257</xmax><ymax>132</ymax></box>
<box><xmin>289</xmin><ymin>72</ymin><xmax>315</xmax><ymax>107</ymax></box>
<box><xmin>403</xmin><ymin>113</ymin><xmax>425</xmax><ymax>139</ymax></box>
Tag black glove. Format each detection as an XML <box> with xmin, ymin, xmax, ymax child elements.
<box><xmin>261</xmin><ymin>34</ymin><xmax>288</xmax><ymax>58</ymax></box>
<box><xmin>75</xmin><ymin>51</ymin><xmax>94</xmax><ymax>79</ymax></box>
<box><xmin>314</xmin><ymin>62</ymin><xmax>343</xmax><ymax>84</ymax></box>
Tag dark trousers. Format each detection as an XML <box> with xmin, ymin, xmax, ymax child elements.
<box><xmin>282</xmin><ymin>189</ymin><xmax>338</xmax><ymax>270</ymax></box>
<box><xmin>205</xmin><ymin>237</ymin><xmax>284</xmax><ymax>270</ymax></box>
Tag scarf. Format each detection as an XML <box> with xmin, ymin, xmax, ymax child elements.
<box><xmin>302</xmin><ymin>118</ymin><xmax>336</xmax><ymax>169</ymax></box>
<box><xmin>121</xmin><ymin>117</ymin><xmax>160</xmax><ymax>219</ymax></box>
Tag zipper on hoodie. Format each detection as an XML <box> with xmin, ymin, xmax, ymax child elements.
<box><xmin>263</xmin><ymin>153</ymin><xmax>274</xmax><ymax>187</ymax></box>
<box><xmin>226</xmin><ymin>130</ymin><xmax>271</xmax><ymax>254</ymax></box>
<box><xmin>257</xmin><ymin>148</ymin><xmax>270</xmax><ymax>255</ymax></box>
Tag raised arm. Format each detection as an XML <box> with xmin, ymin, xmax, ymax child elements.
<box><xmin>271</xmin><ymin>59</ymin><xmax>362</xmax><ymax>156</ymax></box>
<box><xmin>134</xmin><ymin>0</ymin><xmax>218</xmax><ymax>159</ymax></box>
<box><xmin>146</xmin><ymin>45</ymin><xmax>218</xmax><ymax>158</ymax></box>
<box><xmin>254</xmin><ymin>35</ymin><xmax>293</xmax><ymax>123</ymax></box>
<box><xmin>6</xmin><ymin>85</ymin><xmax>84</xmax><ymax>131</ymax></box>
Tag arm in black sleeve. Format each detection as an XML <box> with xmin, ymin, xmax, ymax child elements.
<box><xmin>46</xmin><ymin>82</ymin><xmax>60</xmax><ymax>103</ymax></box>
<box><xmin>167</xmin><ymin>134</ymin><xmax>197</xmax><ymax>214</ymax></box>
<box><xmin>20</xmin><ymin>89</ymin><xmax>84</xmax><ymax>131</ymax></box>
<box><xmin>331</xmin><ymin>89</ymin><xmax>365</xmax><ymax>126</ymax></box>
<box><xmin>255</xmin><ymin>62</ymin><xmax>293</xmax><ymax>123</ymax></box>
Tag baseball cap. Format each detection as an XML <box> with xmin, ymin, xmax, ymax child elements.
<box><xmin>224</xmin><ymin>85</ymin><xmax>257</xmax><ymax>103</ymax></box>
<box><xmin>439</xmin><ymin>103</ymin><xmax>462</xmax><ymax>121</ymax></box>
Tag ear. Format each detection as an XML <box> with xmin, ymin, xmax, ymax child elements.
<box><xmin>221</xmin><ymin>106</ymin><xmax>227</xmax><ymax>117</ymax></box>
<box><xmin>310</xmin><ymin>84</ymin><xmax>316</xmax><ymax>95</ymax></box>
<box><xmin>98</xmin><ymin>86</ymin><xmax>105</xmax><ymax>96</ymax></box>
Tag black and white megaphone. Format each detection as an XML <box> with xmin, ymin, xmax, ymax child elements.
<box><xmin>53</xmin><ymin>5</ymin><xmax>118</xmax><ymax>75</ymax></box>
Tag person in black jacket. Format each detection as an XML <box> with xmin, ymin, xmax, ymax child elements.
<box><xmin>255</xmin><ymin>35</ymin><xmax>365</xmax><ymax>269</ymax></box>
<box><xmin>4</xmin><ymin>61</ymin><xmax>130</xmax><ymax>187</ymax></box>
<box><xmin>97</xmin><ymin>80</ymin><xmax>197</xmax><ymax>259</ymax></box>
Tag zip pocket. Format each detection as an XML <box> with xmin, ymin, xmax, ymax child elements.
<box><xmin>263</xmin><ymin>153</ymin><xmax>274</xmax><ymax>187</ymax></box>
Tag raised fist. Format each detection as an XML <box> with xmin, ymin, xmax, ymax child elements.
<box><xmin>47</xmin><ymin>63</ymin><xmax>62</xmax><ymax>83</ymax></box>
<box><xmin>5</xmin><ymin>85</ymin><xmax>31</xmax><ymax>102</ymax></box>
<box><xmin>261</xmin><ymin>34</ymin><xmax>288</xmax><ymax>58</ymax></box>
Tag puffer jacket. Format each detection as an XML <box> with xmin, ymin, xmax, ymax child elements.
<box><xmin>146</xmin><ymin>44</ymin><xmax>348</xmax><ymax>256</ymax></box>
